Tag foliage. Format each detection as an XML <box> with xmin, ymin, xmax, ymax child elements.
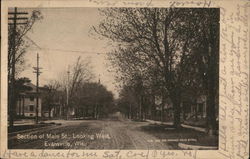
<box><xmin>75</xmin><ymin>82</ymin><xmax>114</xmax><ymax>118</ymax></box>
<box><xmin>94</xmin><ymin>8</ymin><xmax>219</xmax><ymax>131</ymax></box>
<box><xmin>8</xmin><ymin>9</ymin><xmax>43</xmax><ymax>127</ymax></box>
<box><xmin>41</xmin><ymin>80</ymin><xmax>61</xmax><ymax>117</ymax></box>
<box><xmin>8</xmin><ymin>10</ymin><xmax>43</xmax><ymax>80</ymax></box>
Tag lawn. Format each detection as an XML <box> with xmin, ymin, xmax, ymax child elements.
<box><xmin>139</xmin><ymin>124</ymin><xmax>218</xmax><ymax>149</ymax></box>
<box><xmin>8</xmin><ymin>123</ymin><xmax>59</xmax><ymax>133</ymax></box>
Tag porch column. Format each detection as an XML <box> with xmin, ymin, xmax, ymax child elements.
<box><xmin>18</xmin><ymin>97</ymin><xmax>21</xmax><ymax>115</ymax></box>
<box><xmin>22</xmin><ymin>96</ymin><xmax>25</xmax><ymax>116</ymax></box>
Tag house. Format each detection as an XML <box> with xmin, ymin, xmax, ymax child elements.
<box><xmin>39</xmin><ymin>87</ymin><xmax>65</xmax><ymax>118</ymax></box>
<box><xmin>16</xmin><ymin>82</ymin><xmax>42</xmax><ymax>117</ymax></box>
<box><xmin>181</xmin><ymin>94</ymin><xmax>207</xmax><ymax>120</ymax></box>
<box><xmin>153</xmin><ymin>92</ymin><xmax>208</xmax><ymax>121</ymax></box>
<box><xmin>153</xmin><ymin>96</ymin><xmax>174</xmax><ymax>121</ymax></box>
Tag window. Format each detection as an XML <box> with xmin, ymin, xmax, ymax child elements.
<box><xmin>30</xmin><ymin>96</ymin><xmax>34</xmax><ymax>101</ymax></box>
<box><xmin>29</xmin><ymin>105</ymin><xmax>34</xmax><ymax>111</ymax></box>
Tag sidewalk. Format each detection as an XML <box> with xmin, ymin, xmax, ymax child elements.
<box><xmin>40</xmin><ymin>119</ymin><xmax>65</xmax><ymax>124</ymax></box>
<box><xmin>181</xmin><ymin>123</ymin><xmax>206</xmax><ymax>133</ymax></box>
<box><xmin>13</xmin><ymin>119</ymin><xmax>64</xmax><ymax>125</ymax></box>
<box><xmin>145</xmin><ymin>119</ymin><xmax>173</xmax><ymax>126</ymax></box>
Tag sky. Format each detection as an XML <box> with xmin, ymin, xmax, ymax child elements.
<box><xmin>19</xmin><ymin>8</ymin><xmax>119</xmax><ymax>98</ymax></box>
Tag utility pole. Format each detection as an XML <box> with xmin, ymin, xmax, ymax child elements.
<box><xmin>139</xmin><ymin>95</ymin><xmax>142</xmax><ymax>121</ymax></box>
<box><xmin>129</xmin><ymin>102</ymin><xmax>132</xmax><ymax>119</ymax></box>
<box><xmin>66</xmin><ymin>69</ymin><xmax>70</xmax><ymax>120</ymax></box>
<box><xmin>98</xmin><ymin>74</ymin><xmax>100</xmax><ymax>84</ymax></box>
<box><xmin>8</xmin><ymin>7</ymin><xmax>28</xmax><ymax>127</ymax></box>
<box><xmin>33</xmin><ymin>53</ymin><xmax>42</xmax><ymax>124</ymax></box>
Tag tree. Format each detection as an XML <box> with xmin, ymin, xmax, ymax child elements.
<box><xmin>8</xmin><ymin>9</ymin><xmax>43</xmax><ymax>127</ymax></box>
<box><xmin>93</xmin><ymin>8</ymin><xmax>219</xmax><ymax>130</ymax></box>
<box><xmin>9</xmin><ymin>77</ymin><xmax>32</xmax><ymax>120</ymax></box>
<box><xmin>14</xmin><ymin>77</ymin><xmax>33</xmax><ymax>99</ymax></box>
<box><xmin>180</xmin><ymin>9</ymin><xmax>219</xmax><ymax>134</ymax></box>
<box><xmin>93</xmin><ymin>8</ymin><xmax>189</xmax><ymax>127</ymax></box>
<box><xmin>42</xmin><ymin>80</ymin><xmax>61</xmax><ymax>118</ymax></box>
<box><xmin>117</xmin><ymin>82</ymin><xmax>141</xmax><ymax>120</ymax></box>
<box><xmin>72</xmin><ymin>82</ymin><xmax>114</xmax><ymax>119</ymax></box>
<box><xmin>59</xmin><ymin>56</ymin><xmax>94</xmax><ymax>118</ymax></box>
<box><xmin>8</xmin><ymin>10</ymin><xmax>43</xmax><ymax>80</ymax></box>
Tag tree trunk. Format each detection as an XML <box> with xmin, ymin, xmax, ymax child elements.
<box><xmin>66</xmin><ymin>106</ymin><xmax>69</xmax><ymax>120</ymax></box>
<box><xmin>85</xmin><ymin>106</ymin><xmax>88</xmax><ymax>117</ymax></box>
<box><xmin>206</xmin><ymin>43</ymin><xmax>218</xmax><ymax>135</ymax></box>
<box><xmin>206</xmin><ymin>77</ymin><xmax>217</xmax><ymax>135</ymax></box>
<box><xmin>92</xmin><ymin>106</ymin><xmax>95</xmax><ymax>118</ymax></box>
<box><xmin>206</xmin><ymin>89</ymin><xmax>216</xmax><ymax>135</ymax></box>
<box><xmin>94</xmin><ymin>103</ymin><xmax>98</xmax><ymax>119</ymax></box>
<box><xmin>173</xmin><ymin>97</ymin><xmax>181</xmax><ymax>128</ymax></box>
<box><xmin>139</xmin><ymin>95</ymin><xmax>142</xmax><ymax>121</ymax></box>
<box><xmin>195</xmin><ymin>104</ymin><xmax>198</xmax><ymax>121</ymax></box>
<box><xmin>22</xmin><ymin>96</ymin><xmax>25</xmax><ymax>116</ymax></box>
<box><xmin>96</xmin><ymin>105</ymin><xmax>99</xmax><ymax>119</ymax></box>
<box><xmin>161</xmin><ymin>104</ymin><xmax>164</xmax><ymax>122</ymax></box>
<box><xmin>9</xmin><ymin>88</ymin><xmax>17</xmax><ymax>128</ymax></box>
<box><xmin>205</xmin><ymin>13</ymin><xmax>219</xmax><ymax>135</ymax></box>
<box><xmin>151</xmin><ymin>96</ymin><xmax>155</xmax><ymax>120</ymax></box>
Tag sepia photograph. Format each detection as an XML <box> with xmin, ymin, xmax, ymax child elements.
<box><xmin>7</xmin><ymin>7</ymin><xmax>220</xmax><ymax>150</ymax></box>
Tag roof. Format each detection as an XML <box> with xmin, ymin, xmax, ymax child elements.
<box><xmin>19</xmin><ymin>82</ymin><xmax>44</xmax><ymax>96</ymax></box>
<box><xmin>23</xmin><ymin>82</ymin><xmax>37</xmax><ymax>93</ymax></box>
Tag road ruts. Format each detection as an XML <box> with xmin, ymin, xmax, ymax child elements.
<box><xmin>9</xmin><ymin>119</ymin><xmax>170</xmax><ymax>149</ymax></box>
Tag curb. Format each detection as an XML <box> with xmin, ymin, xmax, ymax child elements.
<box><xmin>178</xmin><ymin>143</ymin><xmax>218</xmax><ymax>150</ymax></box>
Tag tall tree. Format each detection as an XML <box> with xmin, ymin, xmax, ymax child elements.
<box><xmin>42</xmin><ymin>80</ymin><xmax>61</xmax><ymax>118</ymax></box>
<box><xmin>8</xmin><ymin>9</ymin><xmax>43</xmax><ymax>127</ymax></box>
<box><xmin>93</xmin><ymin>8</ymin><xmax>189</xmax><ymax>127</ymax></box>
<box><xmin>183</xmin><ymin>9</ymin><xmax>219</xmax><ymax>134</ymax></box>
<box><xmin>74</xmin><ymin>82</ymin><xmax>114</xmax><ymax>119</ymax></box>
<box><xmin>8</xmin><ymin>10</ymin><xmax>43</xmax><ymax>80</ymax></box>
<box><xmin>59</xmin><ymin>56</ymin><xmax>94</xmax><ymax>118</ymax></box>
<box><xmin>94</xmin><ymin>8</ymin><xmax>219</xmax><ymax>130</ymax></box>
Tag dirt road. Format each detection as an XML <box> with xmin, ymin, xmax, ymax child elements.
<box><xmin>9</xmin><ymin>115</ymin><xmax>170</xmax><ymax>149</ymax></box>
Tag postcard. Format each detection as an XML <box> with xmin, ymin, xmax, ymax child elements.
<box><xmin>1</xmin><ymin>0</ymin><xmax>249</xmax><ymax>158</ymax></box>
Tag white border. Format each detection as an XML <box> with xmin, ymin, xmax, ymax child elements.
<box><xmin>1</xmin><ymin>0</ymin><xmax>249</xmax><ymax>159</ymax></box>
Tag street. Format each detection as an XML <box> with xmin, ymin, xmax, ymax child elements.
<box><xmin>8</xmin><ymin>114</ymin><xmax>170</xmax><ymax>149</ymax></box>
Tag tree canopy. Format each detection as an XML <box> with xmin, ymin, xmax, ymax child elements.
<box><xmin>94</xmin><ymin>8</ymin><xmax>219</xmax><ymax>132</ymax></box>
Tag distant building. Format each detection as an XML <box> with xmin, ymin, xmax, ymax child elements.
<box><xmin>16</xmin><ymin>82</ymin><xmax>42</xmax><ymax>117</ymax></box>
<box><xmin>153</xmin><ymin>96</ymin><xmax>174</xmax><ymax>121</ymax></box>
<box><xmin>181</xmin><ymin>94</ymin><xmax>207</xmax><ymax>120</ymax></box>
<box><xmin>39</xmin><ymin>87</ymin><xmax>65</xmax><ymax>118</ymax></box>
<box><xmin>153</xmin><ymin>93</ymin><xmax>209</xmax><ymax>121</ymax></box>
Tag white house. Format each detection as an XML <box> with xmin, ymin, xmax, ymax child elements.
<box><xmin>16</xmin><ymin>82</ymin><xmax>42</xmax><ymax>117</ymax></box>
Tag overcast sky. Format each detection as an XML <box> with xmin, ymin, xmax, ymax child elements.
<box><xmin>19</xmin><ymin>8</ymin><xmax>118</xmax><ymax>98</ymax></box>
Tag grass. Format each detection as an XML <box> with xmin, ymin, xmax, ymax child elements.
<box><xmin>140</xmin><ymin>124</ymin><xmax>218</xmax><ymax>149</ymax></box>
<box><xmin>8</xmin><ymin>123</ymin><xmax>55</xmax><ymax>133</ymax></box>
